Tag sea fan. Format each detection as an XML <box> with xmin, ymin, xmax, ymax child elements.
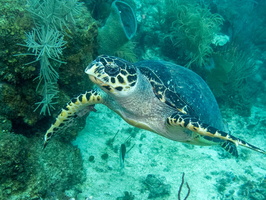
<box><xmin>19</xmin><ymin>26</ymin><xmax>66</xmax><ymax>115</ymax></box>
<box><xmin>22</xmin><ymin>26</ymin><xmax>66</xmax><ymax>83</ymax></box>
<box><xmin>34</xmin><ymin>82</ymin><xmax>59</xmax><ymax>115</ymax></box>
<box><xmin>18</xmin><ymin>0</ymin><xmax>82</xmax><ymax>115</ymax></box>
<box><xmin>164</xmin><ymin>1</ymin><xmax>223</xmax><ymax>68</ymax></box>
<box><xmin>26</xmin><ymin>0</ymin><xmax>82</xmax><ymax>31</ymax></box>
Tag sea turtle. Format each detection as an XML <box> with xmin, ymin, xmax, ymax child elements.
<box><xmin>43</xmin><ymin>55</ymin><xmax>266</xmax><ymax>156</ymax></box>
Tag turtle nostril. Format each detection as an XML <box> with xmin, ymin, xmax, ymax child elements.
<box><xmin>104</xmin><ymin>64</ymin><xmax>120</xmax><ymax>76</ymax></box>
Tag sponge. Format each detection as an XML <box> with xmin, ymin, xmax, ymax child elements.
<box><xmin>97</xmin><ymin>0</ymin><xmax>137</xmax><ymax>54</ymax></box>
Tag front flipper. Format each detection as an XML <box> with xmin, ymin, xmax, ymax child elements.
<box><xmin>221</xmin><ymin>141</ymin><xmax>238</xmax><ymax>157</ymax></box>
<box><xmin>43</xmin><ymin>90</ymin><xmax>103</xmax><ymax>148</ymax></box>
<box><xmin>167</xmin><ymin>113</ymin><xmax>266</xmax><ymax>155</ymax></box>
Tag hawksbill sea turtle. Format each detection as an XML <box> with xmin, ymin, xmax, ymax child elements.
<box><xmin>43</xmin><ymin>55</ymin><xmax>266</xmax><ymax>157</ymax></box>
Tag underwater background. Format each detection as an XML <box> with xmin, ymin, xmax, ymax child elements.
<box><xmin>0</xmin><ymin>0</ymin><xmax>265</xmax><ymax>199</ymax></box>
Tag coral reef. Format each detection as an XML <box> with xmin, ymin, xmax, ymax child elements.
<box><xmin>213</xmin><ymin>170</ymin><xmax>266</xmax><ymax>200</ymax></box>
<box><xmin>0</xmin><ymin>133</ymin><xmax>29</xmax><ymax>197</ymax></box>
<box><xmin>142</xmin><ymin>174</ymin><xmax>171</xmax><ymax>199</ymax></box>
<box><xmin>113</xmin><ymin>41</ymin><xmax>137</xmax><ymax>62</ymax></box>
<box><xmin>202</xmin><ymin>0</ymin><xmax>266</xmax><ymax>116</ymax></box>
<box><xmin>19</xmin><ymin>0</ymin><xmax>83</xmax><ymax>115</ymax></box>
<box><xmin>204</xmin><ymin>44</ymin><xmax>257</xmax><ymax>116</ymax></box>
<box><xmin>97</xmin><ymin>0</ymin><xmax>137</xmax><ymax>56</ymax></box>
<box><xmin>164</xmin><ymin>0</ymin><xmax>223</xmax><ymax>67</ymax></box>
<box><xmin>0</xmin><ymin>82</ymin><xmax>39</xmax><ymax>127</ymax></box>
<box><xmin>116</xmin><ymin>191</ymin><xmax>135</xmax><ymax>200</ymax></box>
<box><xmin>0</xmin><ymin>0</ymin><xmax>97</xmax><ymax>129</ymax></box>
<box><xmin>21</xmin><ymin>26</ymin><xmax>67</xmax><ymax>115</ymax></box>
<box><xmin>238</xmin><ymin>178</ymin><xmax>266</xmax><ymax>200</ymax></box>
<box><xmin>134</xmin><ymin>0</ymin><xmax>169</xmax><ymax>60</ymax></box>
<box><xmin>0</xmin><ymin>0</ymin><xmax>41</xmax><ymax>126</ymax></box>
<box><xmin>0</xmin><ymin>132</ymin><xmax>84</xmax><ymax>200</ymax></box>
<box><xmin>1</xmin><ymin>0</ymin><xmax>265</xmax><ymax>199</ymax></box>
<box><xmin>0</xmin><ymin>1</ymin><xmax>96</xmax><ymax>199</ymax></box>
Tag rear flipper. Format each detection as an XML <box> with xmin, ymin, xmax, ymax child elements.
<box><xmin>43</xmin><ymin>90</ymin><xmax>103</xmax><ymax>148</ymax></box>
<box><xmin>167</xmin><ymin>112</ymin><xmax>266</xmax><ymax>155</ymax></box>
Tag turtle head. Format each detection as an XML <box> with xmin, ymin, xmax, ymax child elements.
<box><xmin>85</xmin><ymin>55</ymin><xmax>138</xmax><ymax>96</ymax></box>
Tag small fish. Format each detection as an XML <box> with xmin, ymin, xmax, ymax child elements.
<box><xmin>119</xmin><ymin>143</ymin><xmax>126</xmax><ymax>169</ymax></box>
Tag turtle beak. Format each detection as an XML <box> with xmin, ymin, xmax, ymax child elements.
<box><xmin>88</xmin><ymin>74</ymin><xmax>113</xmax><ymax>93</ymax></box>
<box><xmin>85</xmin><ymin>61</ymin><xmax>106</xmax><ymax>86</ymax></box>
<box><xmin>85</xmin><ymin>61</ymin><xmax>97</xmax><ymax>75</ymax></box>
<box><xmin>89</xmin><ymin>75</ymin><xmax>103</xmax><ymax>85</ymax></box>
<box><xmin>85</xmin><ymin>60</ymin><xmax>115</xmax><ymax>93</ymax></box>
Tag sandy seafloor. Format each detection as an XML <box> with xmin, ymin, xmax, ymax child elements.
<box><xmin>71</xmin><ymin>102</ymin><xmax>266</xmax><ymax>200</ymax></box>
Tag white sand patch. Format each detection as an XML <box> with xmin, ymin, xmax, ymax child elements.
<box><xmin>73</xmin><ymin>104</ymin><xmax>266</xmax><ymax>200</ymax></box>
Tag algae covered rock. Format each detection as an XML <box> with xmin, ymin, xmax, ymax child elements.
<box><xmin>142</xmin><ymin>174</ymin><xmax>171</xmax><ymax>199</ymax></box>
<box><xmin>0</xmin><ymin>132</ymin><xmax>84</xmax><ymax>199</ymax></box>
<box><xmin>0</xmin><ymin>116</ymin><xmax>12</xmax><ymax>133</ymax></box>
<box><xmin>0</xmin><ymin>0</ymin><xmax>97</xmax><ymax>134</ymax></box>
<box><xmin>0</xmin><ymin>132</ymin><xmax>29</xmax><ymax>197</ymax></box>
<box><xmin>0</xmin><ymin>1</ymin><xmax>94</xmax><ymax>198</ymax></box>
<box><xmin>28</xmin><ymin>139</ymin><xmax>85</xmax><ymax>199</ymax></box>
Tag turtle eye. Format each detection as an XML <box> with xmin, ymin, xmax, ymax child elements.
<box><xmin>104</xmin><ymin>63</ymin><xmax>120</xmax><ymax>76</ymax></box>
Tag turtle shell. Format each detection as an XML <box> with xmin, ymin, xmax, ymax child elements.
<box><xmin>135</xmin><ymin>60</ymin><xmax>225</xmax><ymax>132</ymax></box>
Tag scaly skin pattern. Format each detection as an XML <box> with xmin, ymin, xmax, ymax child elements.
<box><xmin>167</xmin><ymin>112</ymin><xmax>266</xmax><ymax>155</ymax></box>
<box><xmin>43</xmin><ymin>90</ymin><xmax>103</xmax><ymax>148</ymax></box>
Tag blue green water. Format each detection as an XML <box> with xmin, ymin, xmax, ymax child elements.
<box><xmin>0</xmin><ymin>0</ymin><xmax>265</xmax><ymax>199</ymax></box>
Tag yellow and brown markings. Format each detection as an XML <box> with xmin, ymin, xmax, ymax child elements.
<box><xmin>221</xmin><ymin>141</ymin><xmax>238</xmax><ymax>156</ymax></box>
<box><xmin>43</xmin><ymin>90</ymin><xmax>103</xmax><ymax>148</ymax></box>
<box><xmin>167</xmin><ymin>113</ymin><xmax>266</xmax><ymax>155</ymax></box>
<box><xmin>139</xmin><ymin>67</ymin><xmax>195</xmax><ymax>115</ymax></box>
<box><xmin>86</xmin><ymin>55</ymin><xmax>137</xmax><ymax>93</ymax></box>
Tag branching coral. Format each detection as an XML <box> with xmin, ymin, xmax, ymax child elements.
<box><xmin>18</xmin><ymin>0</ymin><xmax>83</xmax><ymax>115</ymax></box>
<box><xmin>165</xmin><ymin>0</ymin><xmax>223</xmax><ymax>67</ymax></box>
<box><xmin>114</xmin><ymin>41</ymin><xmax>137</xmax><ymax>63</ymax></box>
<box><xmin>205</xmin><ymin>44</ymin><xmax>257</xmax><ymax>115</ymax></box>
<box><xmin>26</xmin><ymin>0</ymin><xmax>82</xmax><ymax>32</ymax></box>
